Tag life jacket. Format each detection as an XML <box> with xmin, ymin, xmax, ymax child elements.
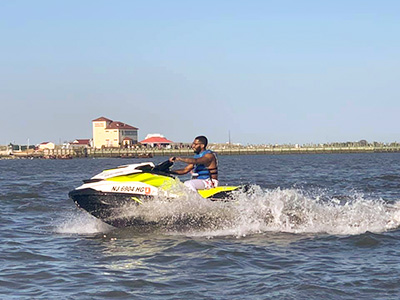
<box><xmin>193</xmin><ymin>150</ymin><xmax>218</xmax><ymax>179</ymax></box>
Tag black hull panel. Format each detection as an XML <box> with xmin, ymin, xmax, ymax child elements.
<box><xmin>68</xmin><ymin>188</ymin><xmax>152</xmax><ymax>227</ymax></box>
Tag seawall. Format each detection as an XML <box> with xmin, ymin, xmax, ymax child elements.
<box><xmin>2</xmin><ymin>146</ymin><xmax>400</xmax><ymax>159</ymax></box>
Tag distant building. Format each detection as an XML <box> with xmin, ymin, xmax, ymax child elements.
<box><xmin>92</xmin><ymin>117</ymin><xmax>138</xmax><ymax>148</ymax></box>
<box><xmin>38</xmin><ymin>142</ymin><xmax>55</xmax><ymax>150</ymax></box>
<box><xmin>140</xmin><ymin>134</ymin><xmax>173</xmax><ymax>147</ymax></box>
<box><xmin>71</xmin><ymin>139</ymin><xmax>92</xmax><ymax>148</ymax></box>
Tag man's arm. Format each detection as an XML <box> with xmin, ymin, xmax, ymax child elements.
<box><xmin>170</xmin><ymin>163</ymin><xmax>194</xmax><ymax>175</ymax></box>
<box><xmin>169</xmin><ymin>153</ymin><xmax>213</xmax><ymax>175</ymax></box>
<box><xmin>175</xmin><ymin>153</ymin><xmax>213</xmax><ymax>165</ymax></box>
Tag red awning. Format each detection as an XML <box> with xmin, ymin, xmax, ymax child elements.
<box><xmin>140</xmin><ymin>137</ymin><xmax>173</xmax><ymax>144</ymax></box>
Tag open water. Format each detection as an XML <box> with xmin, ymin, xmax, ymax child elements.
<box><xmin>2</xmin><ymin>153</ymin><xmax>400</xmax><ymax>299</ymax></box>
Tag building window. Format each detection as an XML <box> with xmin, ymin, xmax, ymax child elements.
<box><xmin>124</xmin><ymin>130</ymin><xmax>137</xmax><ymax>136</ymax></box>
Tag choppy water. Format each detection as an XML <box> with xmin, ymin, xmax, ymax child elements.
<box><xmin>2</xmin><ymin>154</ymin><xmax>400</xmax><ymax>299</ymax></box>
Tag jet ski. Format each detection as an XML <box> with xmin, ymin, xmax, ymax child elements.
<box><xmin>69</xmin><ymin>160</ymin><xmax>242</xmax><ymax>228</ymax></box>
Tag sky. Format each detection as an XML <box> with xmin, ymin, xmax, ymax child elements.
<box><xmin>1</xmin><ymin>0</ymin><xmax>399</xmax><ymax>145</ymax></box>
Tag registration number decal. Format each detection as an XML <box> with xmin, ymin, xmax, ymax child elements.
<box><xmin>111</xmin><ymin>186</ymin><xmax>152</xmax><ymax>195</ymax></box>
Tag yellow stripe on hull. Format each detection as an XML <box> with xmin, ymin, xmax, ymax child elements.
<box><xmin>106</xmin><ymin>173</ymin><xmax>175</xmax><ymax>186</ymax></box>
<box><xmin>197</xmin><ymin>186</ymin><xmax>239</xmax><ymax>198</ymax></box>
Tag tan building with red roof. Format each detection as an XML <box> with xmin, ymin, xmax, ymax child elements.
<box><xmin>92</xmin><ymin>117</ymin><xmax>138</xmax><ymax>148</ymax></box>
<box><xmin>71</xmin><ymin>139</ymin><xmax>92</xmax><ymax>148</ymax></box>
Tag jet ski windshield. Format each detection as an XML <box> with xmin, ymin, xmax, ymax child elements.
<box><xmin>152</xmin><ymin>160</ymin><xmax>173</xmax><ymax>173</ymax></box>
<box><xmin>136</xmin><ymin>161</ymin><xmax>174</xmax><ymax>176</ymax></box>
<box><xmin>135</xmin><ymin>164</ymin><xmax>154</xmax><ymax>172</ymax></box>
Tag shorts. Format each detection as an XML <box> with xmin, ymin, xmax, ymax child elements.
<box><xmin>183</xmin><ymin>178</ymin><xmax>219</xmax><ymax>191</ymax></box>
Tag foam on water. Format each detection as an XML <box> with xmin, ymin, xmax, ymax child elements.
<box><xmin>55</xmin><ymin>210</ymin><xmax>113</xmax><ymax>234</ymax></box>
<box><xmin>109</xmin><ymin>185</ymin><xmax>400</xmax><ymax>237</ymax></box>
<box><xmin>56</xmin><ymin>184</ymin><xmax>400</xmax><ymax>237</ymax></box>
<box><xmin>229</xmin><ymin>186</ymin><xmax>400</xmax><ymax>236</ymax></box>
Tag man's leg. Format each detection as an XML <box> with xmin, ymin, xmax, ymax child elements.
<box><xmin>184</xmin><ymin>179</ymin><xmax>207</xmax><ymax>191</ymax></box>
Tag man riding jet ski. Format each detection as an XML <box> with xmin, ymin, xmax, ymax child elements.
<box><xmin>169</xmin><ymin>135</ymin><xmax>219</xmax><ymax>191</ymax></box>
<box><xmin>69</xmin><ymin>136</ymin><xmax>241</xmax><ymax>227</ymax></box>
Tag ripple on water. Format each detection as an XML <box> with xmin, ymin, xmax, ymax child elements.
<box><xmin>2</xmin><ymin>155</ymin><xmax>400</xmax><ymax>299</ymax></box>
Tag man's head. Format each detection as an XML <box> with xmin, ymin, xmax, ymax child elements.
<box><xmin>191</xmin><ymin>135</ymin><xmax>208</xmax><ymax>154</ymax></box>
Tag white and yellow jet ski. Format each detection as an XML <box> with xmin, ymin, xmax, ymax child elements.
<box><xmin>69</xmin><ymin>160</ymin><xmax>242</xmax><ymax>227</ymax></box>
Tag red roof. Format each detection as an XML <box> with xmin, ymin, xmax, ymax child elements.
<box><xmin>92</xmin><ymin>116</ymin><xmax>113</xmax><ymax>122</ymax></box>
<box><xmin>72</xmin><ymin>139</ymin><xmax>91</xmax><ymax>145</ymax></box>
<box><xmin>140</xmin><ymin>137</ymin><xmax>173</xmax><ymax>144</ymax></box>
<box><xmin>106</xmin><ymin>121</ymin><xmax>138</xmax><ymax>130</ymax></box>
<box><xmin>123</xmin><ymin>137</ymin><xmax>133</xmax><ymax>141</ymax></box>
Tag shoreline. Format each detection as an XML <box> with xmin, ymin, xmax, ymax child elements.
<box><xmin>2</xmin><ymin>145</ymin><xmax>400</xmax><ymax>159</ymax></box>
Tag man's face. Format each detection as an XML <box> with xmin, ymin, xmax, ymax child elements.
<box><xmin>191</xmin><ymin>139</ymin><xmax>204</xmax><ymax>154</ymax></box>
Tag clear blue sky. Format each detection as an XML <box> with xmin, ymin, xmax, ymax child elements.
<box><xmin>1</xmin><ymin>0</ymin><xmax>399</xmax><ymax>145</ymax></box>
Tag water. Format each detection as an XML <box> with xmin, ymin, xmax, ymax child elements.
<box><xmin>1</xmin><ymin>153</ymin><xmax>400</xmax><ymax>299</ymax></box>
